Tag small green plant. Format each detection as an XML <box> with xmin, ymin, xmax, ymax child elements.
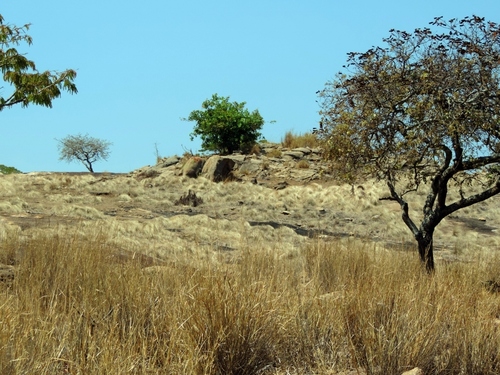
<box><xmin>0</xmin><ymin>164</ymin><xmax>21</xmax><ymax>174</ymax></box>
<box><xmin>185</xmin><ymin>94</ymin><xmax>265</xmax><ymax>155</ymax></box>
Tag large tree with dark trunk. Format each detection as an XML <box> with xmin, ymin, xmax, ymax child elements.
<box><xmin>318</xmin><ymin>16</ymin><xmax>500</xmax><ymax>272</ymax></box>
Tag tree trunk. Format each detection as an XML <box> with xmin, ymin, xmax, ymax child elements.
<box><xmin>416</xmin><ymin>233</ymin><xmax>435</xmax><ymax>273</ymax></box>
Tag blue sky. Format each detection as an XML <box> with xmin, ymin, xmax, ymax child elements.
<box><xmin>1</xmin><ymin>1</ymin><xmax>499</xmax><ymax>172</ymax></box>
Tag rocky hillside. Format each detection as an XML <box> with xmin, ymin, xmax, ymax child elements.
<box><xmin>1</xmin><ymin>141</ymin><xmax>499</xmax><ymax>282</ymax></box>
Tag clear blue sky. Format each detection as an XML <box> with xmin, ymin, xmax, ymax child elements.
<box><xmin>1</xmin><ymin>1</ymin><xmax>499</xmax><ymax>172</ymax></box>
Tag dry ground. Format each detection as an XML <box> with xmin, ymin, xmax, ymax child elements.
<box><xmin>2</xmin><ymin>163</ymin><xmax>500</xmax><ymax>374</ymax></box>
<box><xmin>1</xmin><ymin>163</ymin><xmax>499</xmax><ymax>267</ymax></box>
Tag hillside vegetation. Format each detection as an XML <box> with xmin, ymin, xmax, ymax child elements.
<box><xmin>1</xmin><ymin>144</ymin><xmax>500</xmax><ymax>374</ymax></box>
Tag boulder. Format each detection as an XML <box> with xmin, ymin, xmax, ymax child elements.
<box><xmin>282</xmin><ymin>151</ymin><xmax>304</xmax><ymax>159</ymax></box>
<box><xmin>161</xmin><ymin>156</ymin><xmax>180</xmax><ymax>168</ymax></box>
<box><xmin>239</xmin><ymin>159</ymin><xmax>263</xmax><ymax>175</ymax></box>
<box><xmin>292</xmin><ymin>147</ymin><xmax>312</xmax><ymax>155</ymax></box>
<box><xmin>201</xmin><ymin>156</ymin><xmax>235</xmax><ymax>182</ymax></box>
<box><xmin>182</xmin><ymin>157</ymin><xmax>205</xmax><ymax>178</ymax></box>
<box><xmin>223</xmin><ymin>154</ymin><xmax>247</xmax><ymax>164</ymax></box>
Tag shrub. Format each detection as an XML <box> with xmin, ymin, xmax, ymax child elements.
<box><xmin>296</xmin><ymin>160</ymin><xmax>309</xmax><ymax>169</ymax></box>
<box><xmin>186</xmin><ymin>94</ymin><xmax>264</xmax><ymax>155</ymax></box>
<box><xmin>0</xmin><ymin>164</ymin><xmax>21</xmax><ymax>174</ymax></box>
<box><xmin>175</xmin><ymin>190</ymin><xmax>203</xmax><ymax>207</ymax></box>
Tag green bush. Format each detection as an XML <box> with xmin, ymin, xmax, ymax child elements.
<box><xmin>186</xmin><ymin>94</ymin><xmax>264</xmax><ymax>155</ymax></box>
<box><xmin>0</xmin><ymin>164</ymin><xmax>21</xmax><ymax>174</ymax></box>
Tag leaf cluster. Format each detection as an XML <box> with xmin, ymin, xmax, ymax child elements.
<box><xmin>0</xmin><ymin>164</ymin><xmax>21</xmax><ymax>174</ymax></box>
<box><xmin>186</xmin><ymin>94</ymin><xmax>264</xmax><ymax>155</ymax></box>
<box><xmin>319</xmin><ymin>15</ymin><xmax>500</xmax><ymax>190</ymax></box>
<box><xmin>0</xmin><ymin>14</ymin><xmax>77</xmax><ymax>111</ymax></box>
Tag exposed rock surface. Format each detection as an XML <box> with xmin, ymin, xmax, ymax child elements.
<box><xmin>200</xmin><ymin>155</ymin><xmax>235</xmax><ymax>182</ymax></box>
<box><xmin>1</xmin><ymin>141</ymin><xmax>499</xmax><ymax>274</ymax></box>
<box><xmin>146</xmin><ymin>142</ymin><xmax>333</xmax><ymax>188</ymax></box>
<box><xmin>181</xmin><ymin>157</ymin><xmax>204</xmax><ymax>178</ymax></box>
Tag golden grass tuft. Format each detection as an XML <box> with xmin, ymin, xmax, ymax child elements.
<box><xmin>296</xmin><ymin>159</ymin><xmax>310</xmax><ymax>169</ymax></box>
<box><xmin>2</xmin><ymin>229</ymin><xmax>500</xmax><ymax>374</ymax></box>
<box><xmin>281</xmin><ymin>130</ymin><xmax>320</xmax><ymax>149</ymax></box>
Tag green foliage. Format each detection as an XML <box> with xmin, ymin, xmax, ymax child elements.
<box><xmin>0</xmin><ymin>164</ymin><xmax>21</xmax><ymax>174</ymax></box>
<box><xmin>57</xmin><ymin>134</ymin><xmax>112</xmax><ymax>173</ymax></box>
<box><xmin>0</xmin><ymin>14</ymin><xmax>77</xmax><ymax>111</ymax></box>
<box><xmin>186</xmin><ymin>94</ymin><xmax>264</xmax><ymax>154</ymax></box>
<box><xmin>318</xmin><ymin>15</ymin><xmax>500</xmax><ymax>272</ymax></box>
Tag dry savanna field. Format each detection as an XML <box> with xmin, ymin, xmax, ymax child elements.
<box><xmin>1</xmin><ymin>150</ymin><xmax>500</xmax><ymax>374</ymax></box>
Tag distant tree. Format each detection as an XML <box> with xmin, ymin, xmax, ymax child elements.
<box><xmin>57</xmin><ymin>134</ymin><xmax>112</xmax><ymax>173</ymax></box>
<box><xmin>0</xmin><ymin>164</ymin><xmax>21</xmax><ymax>174</ymax></box>
<box><xmin>186</xmin><ymin>94</ymin><xmax>264</xmax><ymax>154</ymax></box>
<box><xmin>318</xmin><ymin>16</ymin><xmax>500</xmax><ymax>272</ymax></box>
<box><xmin>0</xmin><ymin>14</ymin><xmax>77</xmax><ymax>111</ymax></box>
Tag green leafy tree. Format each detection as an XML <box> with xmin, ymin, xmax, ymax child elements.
<box><xmin>186</xmin><ymin>94</ymin><xmax>264</xmax><ymax>154</ymax></box>
<box><xmin>57</xmin><ymin>134</ymin><xmax>112</xmax><ymax>173</ymax></box>
<box><xmin>0</xmin><ymin>164</ymin><xmax>21</xmax><ymax>174</ymax></box>
<box><xmin>0</xmin><ymin>14</ymin><xmax>77</xmax><ymax>110</ymax></box>
<box><xmin>318</xmin><ymin>16</ymin><xmax>500</xmax><ymax>272</ymax></box>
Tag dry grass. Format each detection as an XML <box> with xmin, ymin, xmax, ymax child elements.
<box><xmin>265</xmin><ymin>148</ymin><xmax>282</xmax><ymax>158</ymax></box>
<box><xmin>281</xmin><ymin>131</ymin><xmax>320</xmax><ymax>149</ymax></box>
<box><xmin>2</xmin><ymin>172</ymin><xmax>500</xmax><ymax>373</ymax></box>
<box><xmin>1</xmin><ymin>231</ymin><xmax>500</xmax><ymax>374</ymax></box>
<box><xmin>296</xmin><ymin>160</ymin><xmax>310</xmax><ymax>169</ymax></box>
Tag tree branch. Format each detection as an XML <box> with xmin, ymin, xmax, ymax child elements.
<box><xmin>441</xmin><ymin>176</ymin><xmax>500</xmax><ymax>218</ymax></box>
<box><xmin>387</xmin><ymin>180</ymin><xmax>420</xmax><ymax>237</ymax></box>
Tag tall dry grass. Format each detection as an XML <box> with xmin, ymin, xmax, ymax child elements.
<box><xmin>281</xmin><ymin>131</ymin><xmax>320</xmax><ymax>149</ymax></box>
<box><xmin>1</xmin><ymin>228</ymin><xmax>500</xmax><ymax>374</ymax></box>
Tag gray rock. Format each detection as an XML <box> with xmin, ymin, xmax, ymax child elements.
<box><xmin>292</xmin><ymin>147</ymin><xmax>312</xmax><ymax>155</ymax></box>
<box><xmin>223</xmin><ymin>154</ymin><xmax>247</xmax><ymax>164</ymax></box>
<box><xmin>182</xmin><ymin>157</ymin><xmax>205</xmax><ymax>178</ymax></box>
<box><xmin>161</xmin><ymin>156</ymin><xmax>180</xmax><ymax>167</ymax></box>
<box><xmin>239</xmin><ymin>161</ymin><xmax>262</xmax><ymax>175</ymax></box>
<box><xmin>282</xmin><ymin>151</ymin><xmax>304</xmax><ymax>159</ymax></box>
<box><xmin>201</xmin><ymin>156</ymin><xmax>235</xmax><ymax>182</ymax></box>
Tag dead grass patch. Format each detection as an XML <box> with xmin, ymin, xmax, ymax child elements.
<box><xmin>1</xmin><ymin>229</ymin><xmax>500</xmax><ymax>374</ymax></box>
<box><xmin>282</xmin><ymin>130</ymin><xmax>320</xmax><ymax>148</ymax></box>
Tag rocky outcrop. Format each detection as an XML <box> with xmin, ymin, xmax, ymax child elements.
<box><xmin>200</xmin><ymin>156</ymin><xmax>235</xmax><ymax>182</ymax></box>
<box><xmin>182</xmin><ymin>157</ymin><xmax>205</xmax><ymax>178</ymax></box>
<box><xmin>135</xmin><ymin>142</ymin><xmax>333</xmax><ymax>188</ymax></box>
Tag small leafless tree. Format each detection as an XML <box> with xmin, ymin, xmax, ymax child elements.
<box><xmin>57</xmin><ymin>134</ymin><xmax>112</xmax><ymax>173</ymax></box>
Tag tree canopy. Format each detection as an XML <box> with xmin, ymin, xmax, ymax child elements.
<box><xmin>318</xmin><ymin>16</ymin><xmax>500</xmax><ymax>271</ymax></box>
<box><xmin>186</xmin><ymin>94</ymin><xmax>264</xmax><ymax>155</ymax></box>
<box><xmin>0</xmin><ymin>14</ymin><xmax>77</xmax><ymax>111</ymax></box>
<box><xmin>57</xmin><ymin>134</ymin><xmax>112</xmax><ymax>173</ymax></box>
